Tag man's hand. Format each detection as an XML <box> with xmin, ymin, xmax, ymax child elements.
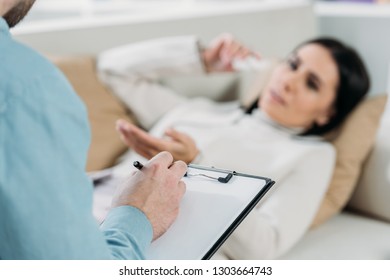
<box><xmin>202</xmin><ymin>33</ymin><xmax>260</xmax><ymax>72</ymax></box>
<box><xmin>116</xmin><ymin>119</ymin><xmax>199</xmax><ymax>164</ymax></box>
<box><xmin>111</xmin><ymin>151</ymin><xmax>187</xmax><ymax>241</ymax></box>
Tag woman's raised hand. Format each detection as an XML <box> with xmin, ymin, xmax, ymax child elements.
<box><xmin>116</xmin><ymin>119</ymin><xmax>199</xmax><ymax>164</ymax></box>
<box><xmin>201</xmin><ymin>33</ymin><xmax>261</xmax><ymax>73</ymax></box>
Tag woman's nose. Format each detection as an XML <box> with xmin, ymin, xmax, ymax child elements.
<box><xmin>282</xmin><ymin>72</ymin><xmax>299</xmax><ymax>94</ymax></box>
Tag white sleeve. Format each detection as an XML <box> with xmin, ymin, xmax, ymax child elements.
<box><xmin>97</xmin><ymin>36</ymin><xmax>205</xmax><ymax>129</ymax></box>
<box><xmin>219</xmin><ymin>144</ymin><xmax>336</xmax><ymax>259</ymax></box>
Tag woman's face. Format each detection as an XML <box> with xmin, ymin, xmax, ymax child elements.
<box><xmin>260</xmin><ymin>43</ymin><xmax>339</xmax><ymax>130</ymax></box>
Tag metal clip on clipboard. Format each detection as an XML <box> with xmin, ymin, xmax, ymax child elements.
<box><xmin>184</xmin><ymin>164</ymin><xmax>241</xmax><ymax>184</ymax></box>
<box><xmin>185</xmin><ymin>170</ymin><xmax>233</xmax><ymax>183</ymax></box>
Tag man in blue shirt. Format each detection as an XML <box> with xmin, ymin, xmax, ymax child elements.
<box><xmin>0</xmin><ymin>0</ymin><xmax>187</xmax><ymax>259</ymax></box>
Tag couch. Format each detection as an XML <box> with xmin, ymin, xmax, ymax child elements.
<box><xmin>51</xmin><ymin>55</ymin><xmax>390</xmax><ymax>260</ymax></box>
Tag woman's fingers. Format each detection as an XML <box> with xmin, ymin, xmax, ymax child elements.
<box><xmin>116</xmin><ymin>119</ymin><xmax>167</xmax><ymax>158</ymax></box>
<box><xmin>116</xmin><ymin>120</ymin><xmax>198</xmax><ymax>162</ymax></box>
<box><xmin>164</xmin><ymin>128</ymin><xmax>189</xmax><ymax>143</ymax></box>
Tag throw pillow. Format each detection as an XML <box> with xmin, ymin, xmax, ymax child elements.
<box><xmin>311</xmin><ymin>95</ymin><xmax>388</xmax><ymax>227</ymax></box>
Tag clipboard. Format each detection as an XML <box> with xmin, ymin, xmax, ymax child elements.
<box><xmin>145</xmin><ymin>164</ymin><xmax>275</xmax><ymax>260</ymax></box>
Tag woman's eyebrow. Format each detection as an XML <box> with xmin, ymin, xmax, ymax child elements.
<box><xmin>293</xmin><ymin>51</ymin><xmax>324</xmax><ymax>89</ymax></box>
<box><xmin>289</xmin><ymin>52</ymin><xmax>300</xmax><ymax>62</ymax></box>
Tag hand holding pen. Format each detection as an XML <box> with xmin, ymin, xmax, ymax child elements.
<box><xmin>111</xmin><ymin>152</ymin><xmax>187</xmax><ymax>241</ymax></box>
<box><xmin>133</xmin><ymin>160</ymin><xmax>144</xmax><ymax>171</ymax></box>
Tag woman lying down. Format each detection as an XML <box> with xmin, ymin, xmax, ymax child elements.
<box><xmin>95</xmin><ymin>33</ymin><xmax>369</xmax><ymax>259</ymax></box>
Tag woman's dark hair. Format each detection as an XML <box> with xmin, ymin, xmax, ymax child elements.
<box><xmin>246</xmin><ymin>37</ymin><xmax>370</xmax><ymax>136</ymax></box>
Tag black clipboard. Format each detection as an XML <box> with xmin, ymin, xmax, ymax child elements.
<box><xmin>145</xmin><ymin>164</ymin><xmax>275</xmax><ymax>260</ymax></box>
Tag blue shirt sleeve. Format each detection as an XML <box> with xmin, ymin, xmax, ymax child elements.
<box><xmin>0</xmin><ymin>19</ymin><xmax>152</xmax><ymax>260</ymax></box>
<box><xmin>101</xmin><ymin>206</ymin><xmax>153</xmax><ymax>259</ymax></box>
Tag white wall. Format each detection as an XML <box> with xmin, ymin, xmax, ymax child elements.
<box><xmin>316</xmin><ymin>3</ymin><xmax>390</xmax><ymax>96</ymax></box>
<box><xmin>12</xmin><ymin>1</ymin><xmax>317</xmax><ymax>59</ymax></box>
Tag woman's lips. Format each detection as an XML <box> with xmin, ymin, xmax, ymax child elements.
<box><xmin>269</xmin><ymin>89</ymin><xmax>286</xmax><ymax>106</ymax></box>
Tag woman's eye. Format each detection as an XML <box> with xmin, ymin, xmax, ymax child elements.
<box><xmin>307</xmin><ymin>78</ymin><xmax>319</xmax><ymax>91</ymax></box>
<box><xmin>287</xmin><ymin>58</ymin><xmax>298</xmax><ymax>70</ymax></box>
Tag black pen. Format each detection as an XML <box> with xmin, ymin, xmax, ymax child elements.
<box><xmin>133</xmin><ymin>160</ymin><xmax>144</xmax><ymax>170</ymax></box>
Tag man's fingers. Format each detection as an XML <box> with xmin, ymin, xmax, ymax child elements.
<box><xmin>177</xmin><ymin>180</ymin><xmax>187</xmax><ymax>198</ymax></box>
<box><xmin>169</xmin><ymin>160</ymin><xmax>188</xmax><ymax>179</ymax></box>
<box><xmin>147</xmin><ymin>151</ymin><xmax>174</xmax><ymax>170</ymax></box>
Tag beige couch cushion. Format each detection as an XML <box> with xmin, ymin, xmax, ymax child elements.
<box><xmin>311</xmin><ymin>95</ymin><xmax>388</xmax><ymax>227</ymax></box>
<box><xmin>347</xmin><ymin>114</ymin><xmax>390</xmax><ymax>222</ymax></box>
<box><xmin>50</xmin><ymin>56</ymin><xmax>138</xmax><ymax>172</ymax></box>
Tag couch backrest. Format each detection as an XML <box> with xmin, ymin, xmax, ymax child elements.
<box><xmin>347</xmin><ymin>99</ymin><xmax>390</xmax><ymax>223</ymax></box>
